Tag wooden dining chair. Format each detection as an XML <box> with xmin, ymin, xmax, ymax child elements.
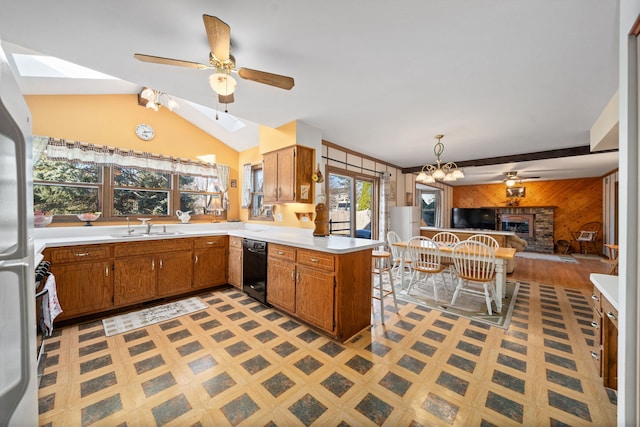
<box><xmin>405</xmin><ymin>236</ymin><xmax>448</xmax><ymax>302</ymax></box>
<box><xmin>432</xmin><ymin>231</ymin><xmax>460</xmax><ymax>289</ymax></box>
<box><xmin>451</xmin><ymin>240</ymin><xmax>497</xmax><ymax>315</ymax></box>
<box><xmin>467</xmin><ymin>234</ymin><xmax>500</xmax><ymax>250</ymax></box>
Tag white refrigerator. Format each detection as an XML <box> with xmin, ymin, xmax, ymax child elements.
<box><xmin>0</xmin><ymin>43</ymin><xmax>38</xmax><ymax>426</ymax></box>
<box><xmin>389</xmin><ymin>206</ymin><xmax>422</xmax><ymax>241</ymax></box>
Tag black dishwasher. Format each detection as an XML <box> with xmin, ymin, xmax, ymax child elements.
<box><xmin>242</xmin><ymin>238</ymin><xmax>268</xmax><ymax>304</ymax></box>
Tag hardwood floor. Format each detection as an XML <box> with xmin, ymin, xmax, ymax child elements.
<box><xmin>510</xmin><ymin>254</ymin><xmax>608</xmax><ymax>291</ymax></box>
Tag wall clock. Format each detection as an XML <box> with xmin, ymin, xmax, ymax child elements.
<box><xmin>135</xmin><ymin>123</ymin><xmax>155</xmax><ymax>141</ymax></box>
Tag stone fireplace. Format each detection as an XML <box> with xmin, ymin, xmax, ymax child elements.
<box><xmin>496</xmin><ymin>206</ymin><xmax>556</xmax><ymax>253</ymax></box>
<box><xmin>500</xmin><ymin>213</ymin><xmax>535</xmax><ymax>238</ymax></box>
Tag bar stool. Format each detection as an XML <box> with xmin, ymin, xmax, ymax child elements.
<box><xmin>372</xmin><ymin>250</ymin><xmax>399</xmax><ymax>324</ymax></box>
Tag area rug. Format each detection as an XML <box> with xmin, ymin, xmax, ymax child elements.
<box><xmin>396</xmin><ymin>279</ymin><xmax>519</xmax><ymax>329</ymax></box>
<box><xmin>102</xmin><ymin>297</ymin><xmax>207</xmax><ymax>336</ymax></box>
<box><xmin>516</xmin><ymin>251</ymin><xmax>578</xmax><ymax>264</ymax></box>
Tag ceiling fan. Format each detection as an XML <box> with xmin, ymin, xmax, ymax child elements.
<box><xmin>134</xmin><ymin>14</ymin><xmax>295</xmax><ymax>106</ymax></box>
<box><xmin>503</xmin><ymin>171</ymin><xmax>540</xmax><ymax>186</ymax></box>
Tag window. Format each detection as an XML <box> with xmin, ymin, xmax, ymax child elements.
<box><xmin>416</xmin><ymin>185</ymin><xmax>441</xmax><ymax>227</ymax></box>
<box><xmin>248</xmin><ymin>164</ymin><xmax>273</xmax><ymax>221</ymax></box>
<box><xmin>178</xmin><ymin>175</ymin><xmax>222</xmax><ymax>215</ymax></box>
<box><xmin>33</xmin><ymin>154</ymin><xmax>222</xmax><ymax>220</ymax></box>
<box><xmin>33</xmin><ymin>156</ymin><xmax>101</xmax><ymax>214</ymax></box>
<box><xmin>113</xmin><ymin>166</ymin><xmax>170</xmax><ymax>215</ymax></box>
<box><xmin>327</xmin><ymin>168</ymin><xmax>376</xmax><ymax>238</ymax></box>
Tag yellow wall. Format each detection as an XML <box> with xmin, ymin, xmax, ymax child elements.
<box><xmin>25</xmin><ymin>94</ymin><xmax>241</xmax><ymax>219</ymax></box>
<box><xmin>240</xmin><ymin>122</ymin><xmax>316</xmax><ymax>229</ymax></box>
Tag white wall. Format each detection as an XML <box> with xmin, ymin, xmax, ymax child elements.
<box><xmin>617</xmin><ymin>2</ymin><xmax>640</xmax><ymax>425</ymax></box>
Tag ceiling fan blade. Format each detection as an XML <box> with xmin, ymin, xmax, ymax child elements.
<box><xmin>218</xmin><ymin>94</ymin><xmax>234</xmax><ymax>104</ymax></box>
<box><xmin>238</xmin><ymin>68</ymin><xmax>295</xmax><ymax>90</ymax></box>
<box><xmin>134</xmin><ymin>53</ymin><xmax>210</xmax><ymax>70</ymax></box>
<box><xmin>203</xmin><ymin>15</ymin><xmax>230</xmax><ymax>62</ymax></box>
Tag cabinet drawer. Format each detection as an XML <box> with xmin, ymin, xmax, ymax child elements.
<box><xmin>269</xmin><ymin>244</ymin><xmax>296</xmax><ymax>262</ymax></box>
<box><xmin>229</xmin><ymin>236</ymin><xmax>243</xmax><ymax>248</ymax></box>
<box><xmin>601</xmin><ymin>297</ymin><xmax>618</xmax><ymax>329</ymax></box>
<box><xmin>298</xmin><ymin>249</ymin><xmax>334</xmax><ymax>271</ymax></box>
<box><xmin>591</xmin><ymin>287</ymin><xmax>602</xmax><ymax>312</ymax></box>
<box><xmin>114</xmin><ymin>237</ymin><xmax>193</xmax><ymax>257</ymax></box>
<box><xmin>49</xmin><ymin>245</ymin><xmax>111</xmax><ymax>263</ymax></box>
<box><xmin>194</xmin><ymin>235</ymin><xmax>227</xmax><ymax>249</ymax></box>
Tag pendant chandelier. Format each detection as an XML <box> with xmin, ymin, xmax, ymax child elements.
<box><xmin>416</xmin><ymin>134</ymin><xmax>464</xmax><ymax>184</ymax></box>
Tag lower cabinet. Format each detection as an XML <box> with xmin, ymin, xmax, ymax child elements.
<box><xmin>228</xmin><ymin>236</ymin><xmax>243</xmax><ymax>289</ymax></box>
<box><xmin>267</xmin><ymin>243</ymin><xmax>371</xmax><ymax>341</ymax></box>
<box><xmin>193</xmin><ymin>236</ymin><xmax>228</xmax><ymax>289</ymax></box>
<box><xmin>591</xmin><ymin>286</ymin><xmax>618</xmax><ymax>389</ymax></box>
<box><xmin>113</xmin><ymin>238</ymin><xmax>194</xmax><ymax>306</ymax></box>
<box><xmin>45</xmin><ymin>244</ymin><xmax>113</xmax><ymax>320</ymax></box>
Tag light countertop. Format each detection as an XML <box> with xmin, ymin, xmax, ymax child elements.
<box><xmin>34</xmin><ymin>223</ymin><xmax>384</xmax><ymax>255</ymax></box>
<box><xmin>589</xmin><ymin>273</ymin><xmax>619</xmax><ymax>310</ymax></box>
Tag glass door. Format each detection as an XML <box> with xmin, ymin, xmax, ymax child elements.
<box><xmin>327</xmin><ymin>171</ymin><xmax>375</xmax><ymax>238</ymax></box>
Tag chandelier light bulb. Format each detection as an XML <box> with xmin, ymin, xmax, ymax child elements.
<box><xmin>432</xmin><ymin>169</ymin><xmax>446</xmax><ymax>180</ymax></box>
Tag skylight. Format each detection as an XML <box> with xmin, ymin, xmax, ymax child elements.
<box><xmin>12</xmin><ymin>53</ymin><xmax>118</xmax><ymax>79</ymax></box>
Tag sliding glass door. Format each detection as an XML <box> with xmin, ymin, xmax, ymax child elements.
<box><xmin>327</xmin><ymin>170</ymin><xmax>376</xmax><ymax>239</ymax></box>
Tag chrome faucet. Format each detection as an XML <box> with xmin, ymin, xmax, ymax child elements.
<box><xmin>146</xmin><ymin>221</ymin><xmax>152</xmax><ymax>234</ymax></box>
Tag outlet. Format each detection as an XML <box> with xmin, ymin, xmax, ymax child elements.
<box><xmin>276</xmin><ymin>213</ymin><xmax>283</xmax><ymax>222</ymax></box>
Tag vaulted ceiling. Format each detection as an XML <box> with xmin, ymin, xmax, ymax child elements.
<box><xmin>0</xmin><ymin>1</ymin><xmax>619</xmax><ymax>185</ymax></box>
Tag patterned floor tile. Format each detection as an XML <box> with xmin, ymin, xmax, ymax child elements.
<box><xmin>289</xmin><ymin>393</ymin><xmax>327</xmax><ymax>426</ymax></box>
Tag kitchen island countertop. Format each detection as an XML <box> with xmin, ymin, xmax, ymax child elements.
<box><xmin>34</xmin><ymin>223</ymin><xmax>383</xmax><ymax>255</ymax></box>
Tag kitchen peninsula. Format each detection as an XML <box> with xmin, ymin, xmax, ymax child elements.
<box><xmin>35</xmin><ymin>223</ymin><xmax>383</xmax><ymax>342</ymax></box>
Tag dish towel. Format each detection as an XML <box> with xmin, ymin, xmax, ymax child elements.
<box><xmin>40</xmin><ymin>274</ymin><xmax>63</xmax><ymax>336</ymax></box>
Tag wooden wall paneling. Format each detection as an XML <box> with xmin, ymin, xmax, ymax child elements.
<box><xmin>362</xmin><ymin>158</ymin><xmax>376</xmax><ymax>176</ymax></box>
<box><xmin>452</xmin><ymin>178</ymin><xmax>603</xmax><ymax>252</ymax></box>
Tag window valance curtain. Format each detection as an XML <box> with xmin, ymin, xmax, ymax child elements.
<box><xmin>42</xmin><ymin>137</ymin><xmax>225</xmax><ymax>179</ymax></box>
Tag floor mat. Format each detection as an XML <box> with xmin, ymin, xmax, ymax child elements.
<box><xmin>516</xmin><ymin>251</ymin><xmax>579</xmax><ymax>263</ymax></box>
<box><xmin>102</xmin><ymin>297</ymin><xmax>207</xmax><ymax>336</ymax></box>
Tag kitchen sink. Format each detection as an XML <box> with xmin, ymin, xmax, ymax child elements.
<box><xmin>110</xmin><ymin>231</ymin><xmax>185</xmax><ymax>238</ymax></box>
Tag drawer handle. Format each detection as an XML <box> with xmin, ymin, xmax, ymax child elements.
<box><xmin>291</xmin><ymin>269</ymin><xmax>295</xmax><ymax>280</ymax></box>
<box><xmin>74</xmin><ymin>252</ymin><xmax>90</xmax><ymax>257</ymax></box>
<box><xmin>195</xmin><ymin>255</ymin><xmax>198</xmax><ymax>263</ymax></box>
<box><xmin>310</xmin><ymin>257</ymin><xmax>319</xmax><ymax>263</ymax></box>
<box><xmin>590</xmin><ymin>351</ymin><xmax>600</xmax><ymax>360</ymax></box>
<box><xmin>278</xmin><ymin>251</ymin><xmax>285</xmax><ymax>255</ymax></box>
<box><xmin>590</xmin><ymin>321</ymin><xmax>599</xmax><ymax>329</ymax></box>
<box><xmin>159</xmin><ymin>259</ymin><xmax>163</xmax><ymax>269</ymax></box>
<box><xmin>207</xmin><ymin>241</ymin><xmax>217</xmax><ymax>245</ymax></box>
<box><xmin>606</xmin><ymin>311</ymin><xmax>617</xmax><ymax>320</ymax></box>
<box><xmin>105</xmin><ymin>265</ymin><xmax>109</xmax><ymax>277</ymax></box>
<box><xmin>591</xmin><ymin>294</ymin><xmax>600</xmax><ymax>301</ymax></box>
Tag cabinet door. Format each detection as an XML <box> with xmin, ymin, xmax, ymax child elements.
<box><xmin>228</xmin><ymin>246</ymin><xmax>243</xmax><ymax>289</ymax></box>
<box><xmin>113</xmin><ymin>255</ymin><xmax>156</xmax><ymax>306</ymax></box>
<box><xmin>263</xmin><ymin>150</ymin><xmax>279</xmax><ymax>203</ymax></box>
<box><xmin>157</xmin><ymin>251</ymin><xmax>193</xmax><ymax>297</ymax></box>
<box><xmin>296</xmin><ymin>265</ymin><xmax>335</xmax><ymax>332</ymax></box>
<box><xmin>267</xmin><ymin>258</ymin><xmax>296</xmax><ymax>313</ymax></box>
<box><xmin>51</xmin><ymin>261</ymin><xmax>113</xmax><ymax>320</ymax></box>
<box><xmin>194</xmin><ymin>247</ymin><xmax>227</xmax><ymax>289</ymax></box>
<box><xmin>276</xmin><ymin>146</ymin><xmax>296</xmax><ymax>201</ymax></box>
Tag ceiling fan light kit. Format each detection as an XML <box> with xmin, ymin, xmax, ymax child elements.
<box><xmin>209</xmin><ymin>72</ymin><xmax>237</xmax><ymax>96</ymax></box>
<box><xmin>416</xmin><ymin>134</ymin><xmax>464</xmax><ymax>184</ymax></box>
<box><xmin>139</xmin><ymin>87</ymin><xmax>179</xmax><ymax>112</ymax></box>
<box><xmin>504</xmin><ymin>172</ymin><xmax>522</xmax><ymax>187</ymax></box>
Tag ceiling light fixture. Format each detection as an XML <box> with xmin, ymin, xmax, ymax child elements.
<box><xmin>139</xmin><ymin>87</ymin><xmax>179</xmax><ymax>112</ymax></box>
<box><xmin>503</xmin><ymin>172</ymin><xmax>521</xmax><ymax>187</ymax></box>
<box><xmin>416</xmin><ymin>134</ymin><xmax>464</xmax><ymax>184</ymax></box>
<box><xmin>209</xmin><ymin>63</ymin><xmax>238</xmax><ymax>96</ymax></box>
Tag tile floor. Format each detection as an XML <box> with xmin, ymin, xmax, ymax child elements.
<box><xmin>38</xmin><ymin>281</ymin><xmax>617</xmax><ymax>426</ymax></box>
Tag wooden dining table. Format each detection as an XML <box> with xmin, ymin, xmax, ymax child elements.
<box><xmin>392</xmin><ymin>241</ymin><xmax>516</xmax><ymax>313</ymax></box>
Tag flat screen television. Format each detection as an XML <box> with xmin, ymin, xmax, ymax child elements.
<box><xmin>451</xmin><ymin>208</ymin><xmax>497</xmax><ymax>230</ymax></box>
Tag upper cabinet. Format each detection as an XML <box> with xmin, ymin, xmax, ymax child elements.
<box><xmin>263</xmin><ymin>145</ymin><xmax>314</xmax><ymax>204</ymax></box>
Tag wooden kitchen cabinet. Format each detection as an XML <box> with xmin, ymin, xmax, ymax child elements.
<box><xmin>113</xmin><ymin>238</ymin><xmax>193</xmax><ymax>306</ymax></box>
<box><xmin>45</xmin><ymin>244</ymin><xmax>113</xmax><ymax>320</ymax></box>
<box><xmin>591</xmin><ymin>286</ymin><xmax>618</xmax><ymax>389</ymax></box>
<box><xmin>267</xmin><ymin>244</ymin><xmax>296</xmax><ymax>312</ymax></box>
<box><xmin>266</xmin><ymin>243</ymin><xmax>371</xmax><ymax>341</ymax></box>
<box><xmin>262</xmin><ymin>145</ymin><xmax>314</xmax><ymax>204</ymax></box>
<box><xmin>193</xmin><ymin>236</ymin><xmax>228</xmax><ymax>289</ymax></box>
<box><xmin>228</xmin><ymin>236</ymin><xmax>243</xmax><ymax>289</ymax></box>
